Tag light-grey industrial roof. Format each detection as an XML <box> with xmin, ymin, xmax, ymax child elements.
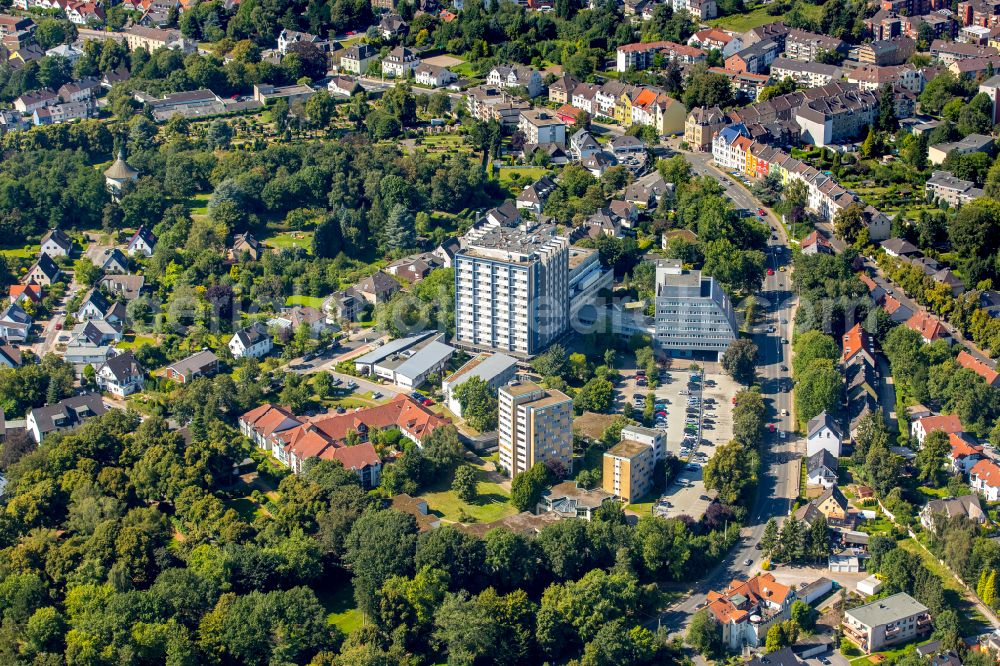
<box><xmin>445</xmin><ymin>352</ymin><xmax>518</xmax><ymax>387</ymax></box>
<box><xmin>846</xmin><ymin>593</ymin><xmax>927</xmax><ymax>628</ymax></box>
<box><xmin>393</xmin><ymin>340</ymin><xmax>455</xmax><ymax>381</ymax></box>
<box><xmin>353</xmin><ymin>331</ymin><xmax>436</xmax><ymax>366</ymax></box>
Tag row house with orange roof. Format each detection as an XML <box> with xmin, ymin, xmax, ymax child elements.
<box><xmin>904</xmin><ymin>310</ymin><xmax>950</xmax><ymax>345</ymax></box>
<box><xmin>910</xmin><ymin>412</ymin><xmax>964</xmax><ymax>445</ymax></box>
<box><xmin>712</xmin><ymin>123</ymin><xmax>892</xmax><ymax>237</ymax></box>
<box><xmin>706</xmin><ymin>573</ymin><xmax>796</xmax><ymax>651</ymax></box>
<box><xmin>949</xmin><ymin>432</ymin><xmax>985</xmax><ymax>473</ymax></box>
<box><xmin>239</xmin><ymin>395</ymin><xmax>451</xmax><ymax>486</ymax></box>
<box><xmin>971</xmin><ymin>457</ymin><xmax>1000</xmax><ymax>500</ymax></box>
<box><xmin>956</xmin><ymin>349</ymin><xmax>1000</xmax><ymax>387</ymax></box>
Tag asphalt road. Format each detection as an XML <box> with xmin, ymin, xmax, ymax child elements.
<box><xmin>658</xmin><ymin>147</ymin><xmax>803</xmax><ymax>635</ymax></box>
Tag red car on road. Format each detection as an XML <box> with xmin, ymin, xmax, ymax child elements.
<box><xmin>767</xmin><ymin>268</ymin><xmax>774</xmax><ymax>276</ymax></box>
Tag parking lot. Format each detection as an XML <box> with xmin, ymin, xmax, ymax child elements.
<box><xmin>629</xmin><ymin>366</ymin><xmax>738</xmax><ymax>520</ymax></box>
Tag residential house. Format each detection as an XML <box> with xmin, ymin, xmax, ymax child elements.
<box><xmin>0</xmin><ymin>338</ymin><xmax>21</xmax><ymax>368</ymax></box>
<box><xmin>925</xmin><ymin>170</ymin><xmax>984</xmax><ymax>206</ymax></box>
<box><xmin>949</xmin><ymin>433</ymin><xmax>985</xmax><ymax>473</ymax></box>
<box><xmin>971</xmin><ymin>458</ymin><xmax>1000</xmax><ymax>500</ymax></box>
<box><xmin>847</xmin><ymin>64</ymin><xmax>924</xmax><ymax>93</ymax></box>
<box><xmin>706</xmin><ymin>573</ymin><xmax>796</xmax><ymax>651</ymax></box>
<box><xmin>859</xmin><ymin>36</ymin><xmax>916</xmax><ymax>66</ymax></box>
<box><xmin>905</xmin><ymin>311</ymin><xmax>950</xmax><ymax>344</ymax></box>
<box><xmin>228</xmin><ymin>322</ymin><xmax>273</xmax><ymax>359</ymax></box>
<box><xmin>63</xmin><ymin>320</ymin><xmax>120</xmax><ymax>366</ymax></box>
<box><xmin>516</xmin><ymin>175</ymin><xmax>557</xmax><ymax>213</ymax></box>
<box><xmin>13</xmin><ymin>88</ymin><xmax>57</xmax><ymax>114</ymax></box>
<box><xmin>75</xmin><ymin>288</ymin><xmax>127</xmax><ymax>327</ymax></box>
<box><xmin>228</xmin><ymin>232</ymin><xmax>264</xmax><ymax>261</ymax></box>
<box><xmin>842</xmin><ymin>593</ymin><xmax>932</xmax><ymax>654</ymax></box>
<box><xmin>956</xmin><ymin>350</ymin><xmax>1000</xmax><ymax>386</ymax></box>
<box><xmin>770</xmin><ymin>58</ymin><xmax>844</xmax><ymax>88</ymax></box>
<box><xmin>930</xmin><ymin>38</ymin><xmax>997</xmax><ymax>65</ymax></box>
<box><xmin>96</xmin><ymin>351</ymin><xmax>145</xmax><ymax>396</ymax></box>
<box><xmin>0</xmin><ymin>303</ymin><xmax>30</xmax><ymax>343</ymax></box>
<box><xmin>615</xmin><ymin>40</ymin><xmax>705</xmax><ymax>72</ymax></box>
<box><xmin>518</xmin><ymin>108</ymin><xmax>566</xmax><ymax>146</ymax></box>
<box><xmin>123</xmin><ymin>26</ymin><xmax>193</xmax><ymax>53</ymax></box>
<box><xmin>378</xmin><ymin>15</ymin><xmax>408</xmax><ymax>40</ymax></box>
<box><xmin>806</xmin><ymin>411</ymin><xmax>843</xmax><ymax>457</ymax></box>
<box><xmin>324</xmin><ymin>287</ymin><xmax>366</xmax><ymax>322</ymax></box>
<box><xmin>928</xmin><ymin>133</ymin><xmax>993</xmax><ymax>165</ymax></box>
<box><xmin>685</xmin><ymin>106</ymin><xmax>728</xmax><ymax>151</ymax></box>
<box><xmin>100</xmin><ymin>274</ymin><xmax>144</xmax><ymax>301</ymax></box>
<box><xmin>920</xmin><ymin>494</ymin><xmax>987</xmax><ymax>530</ymax></box>
<box><xmin>381</xmin><ymin>47</ymin><xmax>420</xmax><ymax>78</ymax></box>
<box><xmin>547</xmin><ymin>74</ymin><xmax>580</xmax><ymax>105</ymax></box>
<box><xmin>127</xmin><ymin>225</ymin><xmax>156</xmax><ymax>257</ymax></box>
<box><xmin>354</xmin><ymin>270</ymin><xmax>400</xmax><ymax>305</ymax></box>
<box><xmin>536</xmin><ymin>481</ymin><xmax>615</xmax><ymax>520</ymax></box>
<box><xmin>58</xmin><ymin>78</ymin><xmax>100</xmax><ymax>103</ymax></box>
<box><xmin>8</xmin><ymin>284</ymin><xmax>41</xmax><ymax>307</ymax></box>
<box><xmin>725</xmin><ymin>38</ymin><xmax>781</xmax><ymax>74</ymax></box>
<box><xmin>414</xmin><ymin>63</ymin><xmax>456</xmax><ymax>88</ymax></box>
<box><xmin>39</xmin><ymin>229</ymin><xmax>72</xmax><ymax>258</ymax></box>
<box><xmin>486</xmin><ymin>64</ymin><xmax>543</xmax><ymax>97</ymax></box>
<box><xmin>339</xmin><ymin>43</ymin><xmax>377</xmax><ymax>75</ymax></box>
<box><xmin>800</xmin><ymin>230</ymin><xmax>834</xmax><ymax>255</ymax></box>
<box><xmin>328</xmin><ymin>75</ymin><xmax>362</xmax><ymax>97</ymax></box>
<box><xmin>881</xmin><ymin>237</ymin><xmax>920</xmax><ymax>257</ymax></box>
<box><xmin>268</xmin><ymin>306</ymin><xmax>329</xmax><ymax>335</ymax></box>
<box><xmin>84</xmin><ymin>247</ymin><xmax>129</xmax><ymax>273</ymax></box>
<box><xmin>165</xmin><ymin>349</ymin><xmax>219</xmax><ymax>384</ymax></box>
<box><xmin>806</xmin><ymin>449</ymin><xmax>839</xmax><ymax>488</ymax></box>
<box><xmin>688</xmin><ymin>28</ymin><xmax>743</xmax><ymax>57</ymax></box>
<box><xmin>843</xmin><ymin>322</ymin><xmax>877</xmax><ymax>367</ymax></box>
<box><xmin>794</xmin><ymin>485</ymin><xmax>856</xmax><ymax>529</ymax></box>
<box><xmin>784</xmin><ymin>28</ymin><xmax>845</xmax><ymax>61</ymax></box>
<box><xmin>23</xmin><ymin>253</ymin><xmax>60</xmax><ymax>286</ymax></box>
<box><xmin>911</xmin><ymin>413</ymin><xmax>964</xmax><ymax>445</ymax></box>
<box><xmin>26</xmin><ymin>393</ymin><xmax>107</xmax><ymax>443</ymax></box>
<box><xmin>569</xmin><ymin>129</ymin><xmax>601</xmax><ymax>160</ymax></box>
<box><xmin>277</xmin><ymin>29</ymin><xmax>324</xmax><ymax>55</ymax></box>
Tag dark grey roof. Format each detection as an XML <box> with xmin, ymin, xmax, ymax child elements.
<box><xmin>167</xmin><ymin>349</ymin><xmax>218</xmax><ymax>378</ymax></box>
<box><xmin>807</xmin><ymin>449</ymin><xmax>839</xmax><ymax>475</ymax></box>
<box><xmin>233</xmin><ymin>322</ymin><xmax>269</xmax><ymax>348</ymax></box>
<box><xmin>33</xmin><ymin>253</ymin><xmax>60</xmax><ymax>279</ymax></box>
<box><xmin>29</xmin><ymin>393</ymin><xmax>107</xmax><ymax>435</ymax></box>
<box><xmin>807</xmin><ymin>411</ymin><xmax>842</xmax><ymax>439</ymax></box>
<box><xmin>100</xmin><ymin>351</ymin><xmax>143</xmax><ymax>382</ymax></box>
<box><xmin>748</xmin><ymin>647</ymin><xmax>801</xmax><ymax>666</ymax></box>
<box><xmin>40</xmin><ymin>228</ymin><xmax>72</xmax><ymax>251</ymax></box>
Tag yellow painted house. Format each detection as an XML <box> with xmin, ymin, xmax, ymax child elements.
<box><xmin>615</xmin><ymin>91</ymin><xmax>634</xmax><ymax>126</ymax></box>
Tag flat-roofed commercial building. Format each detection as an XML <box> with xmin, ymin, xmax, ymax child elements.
<box><xmin>654</xmin><ymin>259</ymin><xmax>738</xmax><ymax>358</ymax></box>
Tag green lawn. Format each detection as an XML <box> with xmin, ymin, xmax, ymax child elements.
<box><xmin>710</xmin><ymin>3</ymin><xmax>822</xmax><ymax>32</ymax></box>
<box><xmin>224</xmin><ymin>496</ymin><xmax>271</xmax><ymax>522</ymax></box>
<box><xmin>419</xmin><ymin>463</ymin><xmax>517</xmax><ymax>524</ymax></box>
<box><xmin>117</xmin><ymin>334</ymin><xmax>157</xmax><ymax>350</ymax></box>
<box><xmin>315</xmin><ymin>572</ymin><xmax>364</xmax><ymax>635</ymax></box>
<box><xmin>0</xmin><ymin>245</ymin><xmax>36</xmax><ymax>259</ymax></box>
<box><xmin>263</xmin><ymin>231</ymin><xmax>314</xmax><ymax>254</ymax></box>
<box><xmin>285</xmin><ymin>295</ymin><xmax>326</xmax><ymax>308</ymax></box>
<box><xmin>497</xmin><ymin>167</ymin><xmax>550</xmax><ymax>185</ymax></box>
<box><xmin>177</xmin><ymin>193</ymin><xmax>211</xmax><ymax>218</ymax></box>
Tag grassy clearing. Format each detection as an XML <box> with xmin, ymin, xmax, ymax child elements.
<box><xmin>117</xmin><ymin>334</ymin><xmax>158</xmax><ymax>350</ymax></box>
<box><xmin>315</xmin><ymin>572</ymin><xmax>364</xmax><ymax>635</ymax></box>
<box><xmin>419</xmin><ymin>462</ymin><xmax>516</xmax><ymax>524</ymax></box>
<box><xmin>710</xmin><ymin>4</ymin><xmax>822</xmax><ymax>32</ymax></box>
<box><xmin>285</xmin><ymin>295</ymin><xmax>326</xmax><ymax>308</ymax></box>
<box><xmin>177</xmin><ymin>193</ymin><xmax>212</xmax><ymax>218</ymax></box>
<box><xmin>263</xmin><ymin>231</ymin><xmax>314</xmax><ymax>253</ymax></box>
<box><xmin>497</xmin><ymin>166</ymin><xmax>550</xmax><ymax>185</ymax></box>
<box><xmin>0</xmin><ymin>245</ymin><xmax>36</xmax><ymax>259</ymax></box>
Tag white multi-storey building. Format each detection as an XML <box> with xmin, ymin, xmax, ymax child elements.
<box><xmin>653</xmin><ymin>259</ymin><xmax>738</xmax><ymax>358</ymax></box>
<box><xmin>498</xmin><ymin>380</ymin><xmax>573</xmax><ymax>478</ymax></box>
<box><xmin>454</xmin><ymin>215</ymin><xmax>569</xmax><ymax>357</ymax></box>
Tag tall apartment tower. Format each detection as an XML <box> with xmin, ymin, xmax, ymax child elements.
<box><xmin>654</xmin><ymin>259</ymin><xmax>738</xmax><ymax>359</ymax></box>
<box><xmin>454</xmin><ymin>212</ymin><xmax>569</xmax><ymax>357</ymax></box>
<box><xmin>497</xmin><ymin>380</ymin><xmax>573</xmax><ymax>478</ymax></box>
